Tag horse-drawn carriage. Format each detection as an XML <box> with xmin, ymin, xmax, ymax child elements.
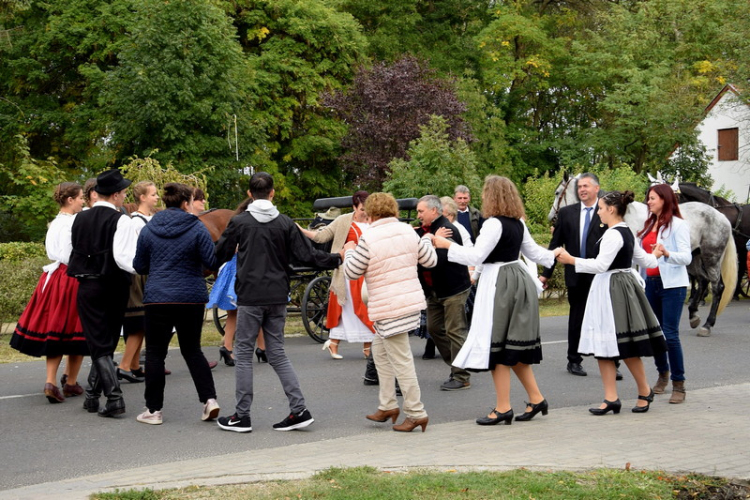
<box><xmin>203</xmin><ymin>196</ymin><xmax>419</xmax><ymax>343</ymax></box>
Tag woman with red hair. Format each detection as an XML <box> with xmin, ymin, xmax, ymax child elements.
<box><xmin>638</xmin><ymin>184</ymin><xmax>692</xmax><ymax>404</ymax></box>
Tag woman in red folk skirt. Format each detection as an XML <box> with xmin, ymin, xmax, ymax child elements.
<box><xmin>10</xmin><ymin>182</ymin><xmax>89</xmax><ymax>403</ymax></box>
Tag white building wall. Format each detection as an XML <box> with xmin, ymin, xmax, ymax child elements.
<box><xmin>696</xmin><ymin>91</ymin><xmax>750</xmax><ymax>202</ymax></box>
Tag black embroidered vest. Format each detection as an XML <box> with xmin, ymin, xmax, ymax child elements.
<box><xmin>600</xmin><ymin>226</ymin><xmax>634</xmax><ymax>271</ymax></box>
<box><xmin>484</xmin><ymin>216</ymin><xmax>523</xmax><ymax>264</ymax></box>
<box><xmin>68</xmin><ymin>206</ymin><xmax>129</xmax><ymax>281</ymax></box>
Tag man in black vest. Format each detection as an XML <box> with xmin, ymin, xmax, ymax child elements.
<box><xmin>416</xmin><ymin>195</ymin><xmax>472</xmax><ymax>391</ymax></box>
<box><xmin>68</xmin><ymin>169</ymin><xmax>137</xmax><ymax>417</ymax></box>
<box><xmin>540</xmin><ymin>173</ymin><xmax>606</xmax><ymax>377</ymax></box>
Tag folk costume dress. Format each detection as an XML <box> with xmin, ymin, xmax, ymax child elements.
<box><xmin>206</xmin><ymin>254</ymin><xmax>238</xmax><ymax>312</ymax></box>
<box><xmin>448</xmin><ymin>217</ymin><xmax>555</xmax><ymax>371</ymax></box>
<box><xmin>122</xmin><ymin>212</ymin><xmax>152</xmax><ymax>337</ymax></box>
<box><xmin>576</xmin><ymin>223</ymin><xmax>666</xmax><ymax>360</ymax></box>
<box><xmin>327</xmin><ymin>221</ymin><xmax>374</xmax><ymax>342</ymax></box>
<box><xmin>10</xmin><ymin>212</ymin><xmax>88</xmax><ymax>357</ymax></box>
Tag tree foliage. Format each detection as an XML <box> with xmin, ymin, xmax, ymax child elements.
<box><xmin>118</xmin><ymin>155</ymin><xmax>209</xmax><ymax>208</ymax></box>
<box><xmin>383</xmin><ymin>115</ymin><xmax>482</xmax><ymax>200</ymax></box>
<box><xmin>325</xmin><ymin>56</ymin><xmax>471</xmax><ymax>189</ymax></box>
<box><xmin>1</xmin><ymin>0</ymin><xmax>749</xmax><ymax>241</ymax></box>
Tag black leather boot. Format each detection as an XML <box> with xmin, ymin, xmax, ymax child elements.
<box><xmin>363</xmin><ymin>352</ymin><xmax>379</xmax><ymax>385</ymax></box>
<box><xmin>83</xmin><ymin>363</ymin><xmax>101</xmax><ymax>413</ymax></box>
<box><xmin>94</xmin><ymin>356</ymin><xmax>125</xmax><ymax>417</ymax></box>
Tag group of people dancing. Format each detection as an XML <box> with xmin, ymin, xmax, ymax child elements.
<box><xmin>11</xmin><ymin>171</ymin><xmax>222</xmax><ymax>425</ymax></box>
<box><xmin>10</xmin><ymin>168</ymin><xmax>692</xmax><ymax>433</ymax></box>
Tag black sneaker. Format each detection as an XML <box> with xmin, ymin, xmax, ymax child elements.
<box><xmin>217</xmin><ymin>413</ymin><xmax>252</xmax><ymax>433</ymax></box>
<box><xmin>273</xmin><ymin>408</ymin><xmax>314</xmax><ymax>431</ymax></box>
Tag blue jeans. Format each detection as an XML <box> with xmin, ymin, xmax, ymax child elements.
<box><xmin>645</xmin><ymin>277</ymin><xmax>687</xmax><ymax>382</ymax></box>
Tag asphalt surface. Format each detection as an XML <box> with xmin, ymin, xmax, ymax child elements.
<box><xmin>0</xmin><ymin>301</ymin><xmax>748</xmax><ymax>493</ymax></box>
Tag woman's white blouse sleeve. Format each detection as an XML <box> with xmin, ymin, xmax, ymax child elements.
<box><xmin>447</xmin><ymin>217</ymin><xmax>502</xmax><ymax>266</ymax></box>
<box><xmin>45</xmin><ymin>215</ymin><xmax>74</xmax><ymax>265</ymax></box>
<box><xmin>574</xmin><ymin>228</ymin><xmax>623</xmax><ymax>274</ymax></box>
<box><xmin>520</xmin><ymin>223</ymin><xmax>555</xmax><ymax>268</ymax></box>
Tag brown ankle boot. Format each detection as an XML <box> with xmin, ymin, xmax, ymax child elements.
<box><xmin>653</xmin><ymin>372</ymin><xmax>670</xmax><ymax>394</ymax></box>
<box><xmin>393</xmin><ymin>416</ymin><xmax>429</xmax><ymax>433</ymax></box>
<box><xmin>669</xmin><ymin>381</ymin><xmax>686</xmax><ymax>404</ymax></box>
<box><xmin>366</xmin><ymin>408</ymin><xmax>400</xmax><ymax>423</ymax></box>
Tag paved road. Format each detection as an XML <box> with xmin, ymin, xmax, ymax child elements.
<box><xmin>0</xmin><ymin>301</ymin><xmax>748</xmax><ymax>497</ymax></box>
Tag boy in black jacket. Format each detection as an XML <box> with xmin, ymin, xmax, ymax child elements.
<box><xmin>215</xmin><ymin>172</ymin><xmax>342</xmax><ymax>433</ymax></box>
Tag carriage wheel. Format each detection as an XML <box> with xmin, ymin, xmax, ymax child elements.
<box><xmin>213</xmin><ymin>306</ymin><xmax>227</xmax><ymax>337</ymax></box>
<box><xmin>302</xmin><ymin>276</ymin><xmax>331</xmax><ymax>343</ymax></box>
<box><xmin>741</xmin><ymin>273</ymin><xmax>750</xmax><ymax>299</ymax></box>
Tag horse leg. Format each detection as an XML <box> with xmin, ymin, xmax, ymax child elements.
<box><xmin>688</xmin><ymin>277</ymin><xmax>701</xmax><ymax>329</ymax></box>
<box><xmin>698</xmin><ymin>277</ymin><xmax>724</xmax><ymax>337</ymax></box>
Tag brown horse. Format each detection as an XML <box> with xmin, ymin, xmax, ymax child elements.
<box><xmin>197</xmin><ymin>209</ymin><xmax>235</xmax><ymax>243</ymax></box>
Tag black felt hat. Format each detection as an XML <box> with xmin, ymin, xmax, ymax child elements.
<box><xmin>94</xmin><ymin>169</ymin><xmax>132</xmax><ymax>195</ymax></box>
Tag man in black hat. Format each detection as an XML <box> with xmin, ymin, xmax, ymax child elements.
<box><xmin>68</xmin><ymin>169</ymin><xmax>138</xmax><ymax>417</ymax></box>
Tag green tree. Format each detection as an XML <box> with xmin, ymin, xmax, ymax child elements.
<box><xmin>0</xmin><ymin>0</ymin><xmax>134</xmax><ymax>172</ymax></box>
<box><xmin>222</xmin><ymin>0</ymin><xmax>368</xmax><ymax>216</ymax></box>
<box><xmin>326</xmin><ymin>56</ymin><xmax>471</xmax><ymax>189</ymax></box>
<box><xmin>99</xmin><ymin>0</ymin><xmax>252</xmax><ymax>210</ymax></box>
<box><xmin>118</xmin><ymin>155</ymin><xmax>209</xmax><ymax>208</ymax></box>
<box><xmin>0</xmin><ymin>136</ymin><xmax>67</xmax><ymax>241</ymax></box>
<box><xmin>383</xmin><ymin>115</ymin><xmax>482</xmax><ymax>201</ymax></box>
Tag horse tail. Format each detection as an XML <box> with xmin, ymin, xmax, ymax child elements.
<box><xmin>717</xmin><ymin>235</ymin><xmax>737</xmax><ymax>316</ymax></box>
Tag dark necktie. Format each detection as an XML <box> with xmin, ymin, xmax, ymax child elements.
<box><xmin>581</xmin><ymin>207</ymin><xmax>592</xmax><ymax>258</ymax></box>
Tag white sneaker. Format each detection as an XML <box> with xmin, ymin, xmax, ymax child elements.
<box><xmin>202</xmin><ymin>398</ymin><xmax>220</xmax><ymax>421</ymax></box>
<box><xmin>136</xmin><ymin>408</ymin><xmax>163</xmax><ymax>425</ymax></box>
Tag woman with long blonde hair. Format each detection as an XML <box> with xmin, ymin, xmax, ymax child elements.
<box><xmin>432</xmin><ymin>176</ymin><xmax>559</xmax><ymax>425</ymax></box>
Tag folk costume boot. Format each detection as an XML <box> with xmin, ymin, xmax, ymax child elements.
<box><xmin>669</xmin><ymin>381</ymin><xmax>686</xmax><ymax>404</ymax></box>
<box><xmin>363</xmin><ymin>352</ymin><xmax>379</xmax><ymax>386</ymax></box>
<box><xmin>94</xmin><ymin>356</ymin><xmax>126</xmax><ymax>417</ymax></box>
<box><xmin>653</xmin><ymin>371</ymin><xmax>670</xmax><ymax>394</ymax></box>
<box><xmin>83</xmin><ymin>363</ymin><xmax>102</xmax><ymax>413</ymax></box>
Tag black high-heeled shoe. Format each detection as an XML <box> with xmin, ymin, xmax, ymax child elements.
<box><xmin>255</xmin><ymin>348</ymin><xmax>267</xmax><ymax>363</ymax></box>
<box><xmin>218</xmin><ymin>346</ymin><xmax>235</xmax><ymax>367</ymax></box>
<box><xmin>515</xmin><ymin>399</ymin><xmax>549</xmax><ymax>421</ymax></box>
<box><xmin>589</xmin><ymin>399</ymin><xmax>622</xmax><ymax>415</ymax></box>
<box><xmin>631</xmin><ymin>389</ymin><xmax>654</xmax><ymax>413</ymax></box>
<box><xmin>476</xmin><ymin>408</ymin><xmax>513</xmax><ymax>426</ymax></box>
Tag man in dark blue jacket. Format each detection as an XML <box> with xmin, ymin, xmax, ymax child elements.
<box><xmin>215</xmin><ymin>172</ymin><xmax>343</xmax><ymax>433</ymax></box>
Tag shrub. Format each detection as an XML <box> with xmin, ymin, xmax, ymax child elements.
<box><xmin>0</xmin><ymin>242</ymin><xmax>46</xmax><ymax>261</ymax></box>
<box><xmin>0</xmin><ymin>257</ymin><xmax>49</xmax><ymax>322</ymax></box>
<box><xmin>531</xmin><ymin>231</ymin><xmax>566</xmax><ymax>298</ymax></box>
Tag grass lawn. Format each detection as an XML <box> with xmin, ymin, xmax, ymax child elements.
<box><xmin>90</xmin><ymin>467</ymin><xmax>746</xmax><ymax>500</ymax></box>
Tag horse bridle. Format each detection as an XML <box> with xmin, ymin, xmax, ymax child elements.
<box><xmin>551</xmin><ymin>175</ymin><xmax>576</xmax><ymax>225</ymax></box>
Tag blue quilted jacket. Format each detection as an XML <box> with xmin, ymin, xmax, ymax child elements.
<box><xmin>133</xmin><ymin>208</ymin><xmax>218</xmax><ymax>304</ymax></box>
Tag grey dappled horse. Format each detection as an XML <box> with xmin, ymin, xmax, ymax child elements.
<box><xmin>652</xmin><ymin>178</ymin><xmax>749</xmax><ymax>299</ymax></box>
<box><xmin>548</xmin><ymin>174</ymin><xmax>737</xmax><ymax>336</ymax></box>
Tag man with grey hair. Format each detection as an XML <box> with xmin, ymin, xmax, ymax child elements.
<box><xmin>453</xmin><ymin>185</ymin><xmax>483</xmax><ymax>243</ymax></box>
<box><xmin>540</xmin><ymin>172</ymin><xmax>608</xmax><ymax>378</ymax></box>
<box><xmin>416</xmin><ymin>195</ymin><xmax>472</xmax><ymax>390</ymax></box>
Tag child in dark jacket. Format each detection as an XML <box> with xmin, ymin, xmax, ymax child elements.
<box><xmin>132</xmin><ymin>183</ymin><xmax>219</xmax><ymax>426</ymax></box>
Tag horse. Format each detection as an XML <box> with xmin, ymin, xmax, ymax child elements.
<box><xmin>548</xmin><ymin>174</ymin><xmax>737</xmax><ymax>336</ymax></box>
<box><xmin>670</xmin><ymin>182</ymin><xmax>749</xmax><ymax>298</ymax></box>
<box><xmin>197</xmin><ymin>209</ymin><xmax>235</xmax><ymax>243</ymax></box>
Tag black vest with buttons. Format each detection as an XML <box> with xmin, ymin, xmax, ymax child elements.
<box><xmin>597</xmin><ymin>226</ymin><xmax>634</xmax><ymax>271</ymax></box>
<box><xmin>67</xmin><ymin>206</ymin><xmax>130</xmax><ymax>283</ymax></box>
<box><xmin>484</xmin><ymin>216</ymin><xmax>523</xmax><ymax>264</ymax></box>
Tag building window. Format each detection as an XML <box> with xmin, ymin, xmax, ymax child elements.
<box><xmin>718</xmin><ymin>128</ymin><xmax>738</xmax><ymax>161</ymax></box>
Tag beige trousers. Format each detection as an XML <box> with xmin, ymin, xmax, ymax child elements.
<box><xmin>372</xmin><ymin>332</ymin><xmax>427</xmax><ymax>420</ymax></box>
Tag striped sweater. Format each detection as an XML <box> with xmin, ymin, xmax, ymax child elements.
<box><xmin>344</xmin><ymin>217</ymin><xmax>436</xmax><ymax>335</ymax></box>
